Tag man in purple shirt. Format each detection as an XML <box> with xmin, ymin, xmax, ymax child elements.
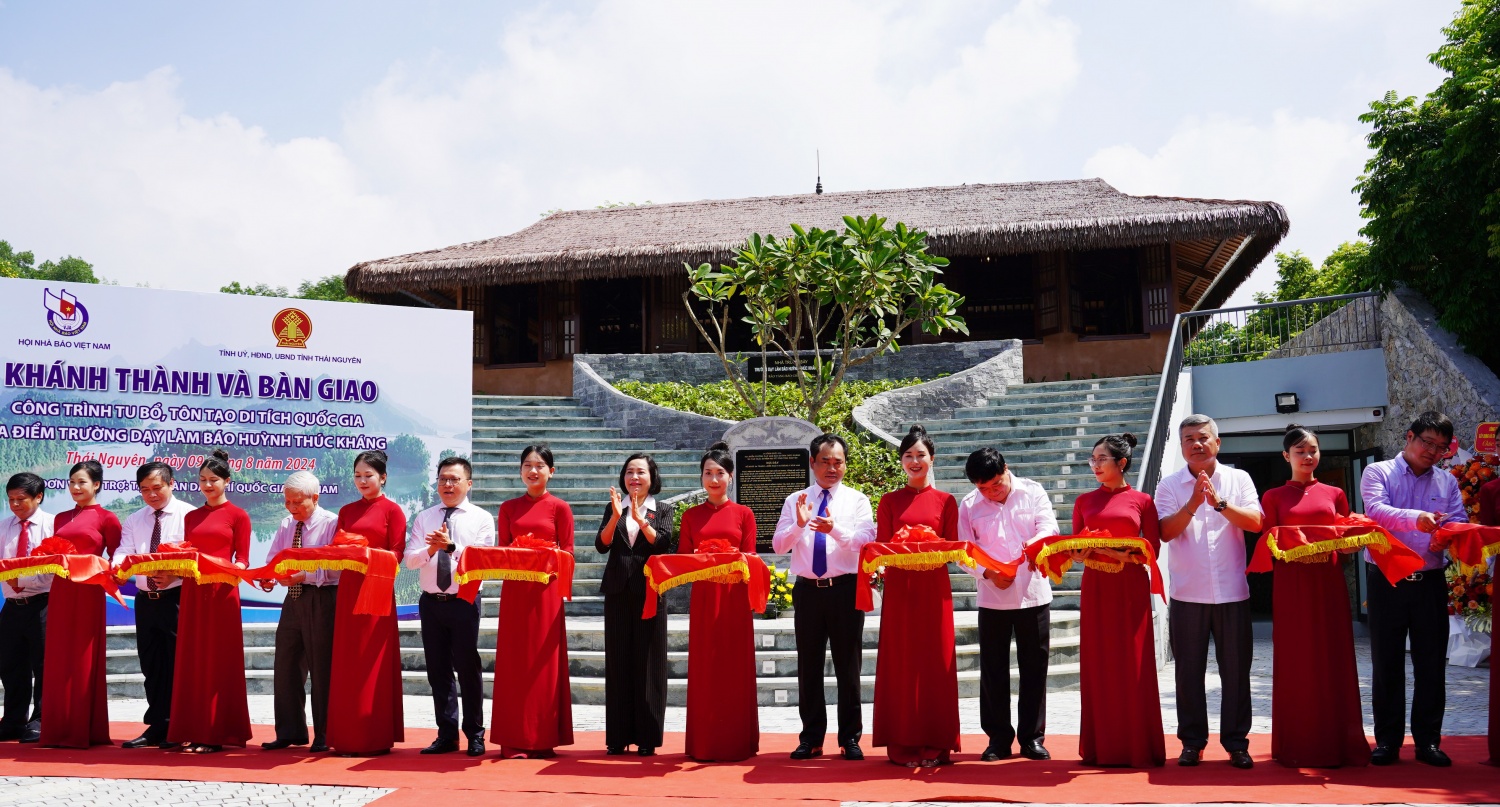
<box><xmin>1359</xmin><ymin>411</ymin><xmax>1467</xmax><ymax>768</ymax></box>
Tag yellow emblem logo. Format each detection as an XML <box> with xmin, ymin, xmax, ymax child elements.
<box><xmin>272</xmin><ymin>308</ymin><xmax>312</xmax><ymax>349</ymax></box>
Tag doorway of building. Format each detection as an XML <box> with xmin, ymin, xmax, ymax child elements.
<box><xmin>581</xmin><ymin>278</ymin><xmax>644</xmax><ymax>354</ymax></box>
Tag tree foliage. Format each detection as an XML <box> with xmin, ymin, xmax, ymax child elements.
<box><xmin>0</xmin><ymin>240</ymin><xmax>103</xmax><ymax>284</ymax></box>
<box><xmin>221</xmin><ymin>274</ymin><xmax>361</xmax><ymax>303</ymax></box>
<box><xmin>684</xmin><ymin>215</ymin><xmax>967</xmax><ymax>424</ymax></box>
<box><xmin>1356</xmin><ymin>0</ymin><xmax>1500</xmax><ymax>373</ymax></box>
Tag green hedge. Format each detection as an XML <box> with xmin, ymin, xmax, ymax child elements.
<box><xmin>611</xmin><ymin>378</ymin><xmax>918</xmax><ymax>494</ymax></box>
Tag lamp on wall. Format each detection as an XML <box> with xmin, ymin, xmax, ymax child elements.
<box><xmin>1275</xmin><ymin>392</ymin><xmax>1300</xmax><ymax>414</ymax></box>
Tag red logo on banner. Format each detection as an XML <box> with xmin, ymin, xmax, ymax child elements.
<box><xmin>272</xmin><ymin>308</ymin><xmax>312</xmax><ymax>349</ymax></box>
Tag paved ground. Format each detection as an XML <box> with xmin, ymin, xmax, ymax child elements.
<box><xmin>0</xmin><ymin>776</ymin><xmax>389</xmax><ymax>806</ymax></box>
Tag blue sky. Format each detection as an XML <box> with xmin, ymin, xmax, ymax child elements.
<box><xmin>0</xmin><ymin>0</ymin><xmax>1456</xmax><ymax>302</ymax></box>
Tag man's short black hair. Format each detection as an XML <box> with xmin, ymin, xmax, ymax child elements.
<box><xmin>136</xmin><ymin>462</ymin><xmax>174</xmax><ymax>485</ymax></box>
<box><xmin>964</xmin><ymin>448</ymin><xmax>1007</xmax><ymax>483</ymax></box>
<box><xmin>5</xmin><ymin>472</ymin><xmax>45</xmax><ymax>498</ymax></box>
<box><xmin>809</xmin><ymin>433</ymin><xmax>849</xmax><ymax>459</ymax></box>
<box><xmin>438</xmin><ymin>455</ymin><xmax>473</xmax><ymax>479</ymax></box>
<box><xmin>1408</xmin><ymin>411</ymin><xmax>1454</xmax><ymax>442</ymax></box>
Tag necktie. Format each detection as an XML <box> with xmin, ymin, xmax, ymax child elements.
<box><xmin>147</xmin><ymin>509</ymin><xmax>164</xmax><ymax>591</ymax></box>
<box><xmin>812</xmin><ymin>488</ymin><xmax>831</xmax><ymax>578</ymax></box>
<box><xmin>287</xmin><ymin>521</ymin><xmax>305</xmax><ymax>600</ymax></box>
<box><xmin>8</xmin><ymin>521</ymin><xmax>29</xmax><ymax>593</ymax></box>
<box><xmin>436</xmin><ymin>507</ymin><xmax>457</xmax><ymax>591</ymax></box>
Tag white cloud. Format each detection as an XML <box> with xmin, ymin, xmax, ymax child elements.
<box><xmin>1083</xmin><ymin>110</ymin><xmax>1370</xmax><ymax>303</ymax></box>
<box><xmin>0</xmin><ymin>0</ymin><xmax>1084</xmax><ymax>292</ymax></box>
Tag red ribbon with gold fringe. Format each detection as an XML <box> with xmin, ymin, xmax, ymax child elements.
<box><xmin>642</xmin><ymin>552</ymin><xmax>770</xmax><ymax>619</ymax></box>
<box><xmin>1023</xmin><ymin>530</ymin><xmax>1165</xmax><ymax>600</ymax></box>
<box><xmin>247</xmin><ymin>532</ymin><xmax>399</xmax><ymax>615</ymax></box>
<box><xmin>0</xmin><ymin>551</ymin><xmax>124</xmax><ymax>604</ymax></box>
<box><xmin>855</xmin><ymin>538</ymin><xmax>1023</xmax><ymax>612</ymax></box>
<box><xmin>1248</xmin><ymin>515</ymin><xmax>1425</xmax><ymax>585</ymax></box>
<box><xmin>1431</xmin><ymin>522</ymin><xmax>1500</xmax><ymax>573</ymax></box>
<box><xmin>454</xmin><ymin>544</ymin><xmax>575</xmax><ymax>605</ymax></box>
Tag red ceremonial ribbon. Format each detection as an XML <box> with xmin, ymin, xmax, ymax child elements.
<box><xmin>453</xmin><ymin>543</ymin><xmax>575</xmax><ymax>605</ymax></box>
<box><xmin>115</xmin><ymin>541</ymin><xmax>251</xmax><ymax>589</ymax></box>
<box><xmin>1431</xmin><ymin>522</ymin><xmax>1500</xmax><ymax>574</ymax></box>
<box><xmin>642</xmin><ymin>552</ymin><xmax>770</xmax><ymax>619</ymax></box>
<box><xmin>0</xmin><ymin>550</ymin><xmax>125</xmax><ymax>605</ymax></box>
<box><xmin>246</xmin><ymin>531</ymin><xmax>399</xmax><ymax>616</ymax></box>
<box><xmin>856</xmin><ymin>536</ymin><xmax>1022</xmax><ymax>612</ymax></box>
<box><xmin>1248</xmin><ymin>514</ymin><xmax>1425</xmax><ymax>585</ymax></box>
<box><xmin>1024</xmin><ymin>530</ymin><xmax>1166</xmax><ymax>601</ymax></box>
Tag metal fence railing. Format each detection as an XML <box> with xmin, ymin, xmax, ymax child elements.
<box><xmin>1180</xmin><ymin>292</ymin><xmax>1381</xmax><ymax>367</ymax></box>
<box><xmin>1136</xmin><ymin>291</ymin><xmax>1383</xmax><ymax>494</ymax></box>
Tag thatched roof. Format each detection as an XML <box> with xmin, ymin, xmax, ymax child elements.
<box><xmin>346</xmin><ymin>178</ymin><xmax>1289</xmax><ymax>309</ymax></box>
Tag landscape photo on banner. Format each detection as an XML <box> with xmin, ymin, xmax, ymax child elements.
<box><xmin>0</xmin><ymin>277</ymin><xmax>472</xmax><ymax>622</ymax></box>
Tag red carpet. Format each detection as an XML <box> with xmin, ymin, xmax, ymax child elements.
<box><xmin>0</xmin><ymin>723</ymin><xmax>1492</xmax><ymax>805</ymax></box>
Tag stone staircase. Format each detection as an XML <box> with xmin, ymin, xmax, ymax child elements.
<box><xmin>86</xmin><ymin>378</ymin><xmax>1158</xmax><ymax>704</ymax></box>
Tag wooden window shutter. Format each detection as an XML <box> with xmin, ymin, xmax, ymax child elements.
<box><xmin>1034</xmin><ymin>252</ymin><xmax>1063</xmax><ymax>336</ymax></box>
<box><xmin>463</xmin><ymin>287</ymin><xmax>486</xmax><ymax>364</ymax></box>
<box><xmin>1140</xmin><ymin>245</ymin><xmax>1173</xmax><ymax>332</ymax></box>
<box><xmin>540</xmin><ymin>281</ymin><xmax>579</xmax><ymax>360</ymax></box>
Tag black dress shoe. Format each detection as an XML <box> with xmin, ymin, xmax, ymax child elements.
<box><xmin>637</xmin><ymin>746</ymin><xmax>655</xmax><ymax>757</ymax></box>
<box><xmin>1229</xmin><ymin>750</ymin><xmax>1254</xmax><ymax>769</ymax></box>
<box><xmin>1370</xmin><ymin>744</ymin><xmax>1399</xmax><ymax>766</ymax></box>
<box><xmin>1178</xmin><ymin>747</ymin><xmax>1202</xmax><ymax>767</ymax></box>
<box><xmin>980</xmin><ymin>745</ymin><xmax>1012</xmax><ymax>762</ymax></box>
<box><xmin>606</xmin><ymin>745</ymin><xmax>626</xmax><ymax>755</ymax></box>
<box><xmin>123</xmin><ymin>733</ymin><xmax>157</xmax><ymax>749</ymax></box>
<box><xmin>1020</xmin><ymin>741</ymin><xmax>1050</xmax><ymax>760</ymax></box>
<box><xmin>841</xmin><ymin>741</ymin><xmax>863</xmax><ymax>761</ymax></box>
<box><xmin>466</xmin><ymin>737</ymin><xmax>486</xmax><ymax>757</ymax></box>
<box><xmin>157</xmin><ymin>740</ymin><xmax>181</xmax><ymax>750</ymax></box>
<box><xmin>310</xmin><ymin>740</ymin><xmax>330</xmax><ymax>753</ymax></box>
<box><xmin>18</xmin><ymin>730</ymin><xmax>40</xmax><ymax>744</ymax></box>
<box><xmin>421</xmin><ymin>739</ymin><xmax>459</xmax><ymax>755</ymax></box>
<box><xmin>1414</xmin><ymin>744</ymin><xmax>1451</xmax><ymax>767</ymax></box>
<box><xmin>789</xmin><ymin>741</ymin><xmax>822</xmax><ymax>760</ymax></box>
<box><xmin>261</xmin><ymin>738</ymin><xmax>299</xmax><ymax>750</ymax></box>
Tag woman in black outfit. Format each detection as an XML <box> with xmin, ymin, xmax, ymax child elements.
<box><xmin>594</xmin><ymin>453</ymin><xmax>674</xmax><ymax>756</ymax></box>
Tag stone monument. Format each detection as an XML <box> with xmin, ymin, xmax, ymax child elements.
<box><xmin>723</xmin><ymin>416</ymin><xmax>822</xmax><ymax>553</ymax></box>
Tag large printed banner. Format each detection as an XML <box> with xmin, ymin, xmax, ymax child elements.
<box><xmin>1</xmin><ymin>277</ymin><xmax>472</xmax><ymax>620</ymax></box>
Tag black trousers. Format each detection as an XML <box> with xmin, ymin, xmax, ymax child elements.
<box><xmin>1169</xmin><ymin>597</ymin><xmax>1253</xmax><ymax>752</ymax></box>
<box><xmin>1366</xmin><ymin>562</ymin><xmax>1448</xmax><ymax>748</ymax></box>
<box><xmin>602</xmin><ymin>587</ymin><xmax>667</xmax><ymax>749</ymax></box>
<box><xmin>978</xmin><ymin>603</ymin><xmax>1050</xmax><ymax>749</ymax></box>
<box><xmin>792</xmin><ymin>574</ymin><xmax>865</xmax><ymax>747</ymax></box>
<box><xmin>419</xmin><ymin>593</ymin><xmax>485</xmax><ymax>742</ymax></box>
<box><xmin>272</xmin><ymin>584</ymin><xmax>337</xmax><ymax>743</ymax></box>
<box><xmin>0</xmin><ymin>594</ymin><xmax>47</xmax><ymax>735</ymax></box>
<box><xmin>134</xmin><ymin>587</ymin><xmax>180</xmax><ymax>738</ymax></box>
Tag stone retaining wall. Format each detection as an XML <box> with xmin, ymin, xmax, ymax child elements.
<box><xmin>578</xmin><ymin>340</ymin><xmax>1020</xmax><ymax>385</ymax></box>
<box><xmin>852</xmin><ymin>340</ymin><xmax>1025</xmax><ymax>445</ymax></box>
<box><xmin>1357</xmin><ymin>286</ymin><xmax>1500</xmax><ymax>455</ymax></box>
<box><xmin>572</xmin><ymin>357</ymin><xmax>735</xmax><ymax>450</ymax></box>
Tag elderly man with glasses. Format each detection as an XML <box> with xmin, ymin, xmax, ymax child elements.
<box><xmin>1360</xmin><ymin>411</ymin><xmax>1467</xmax><ymax>767</ymax></box>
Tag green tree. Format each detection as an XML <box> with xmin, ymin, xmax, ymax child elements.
<box><xmin>1356</xmin><ymin>0</ymin><xmax>1500</xmax><ymax>373</ymax></box>
<box><xmin>0</xmin><ymin>240</ymin><xmax>102</xmax><ymax>283</ymax></box>
<box><xmin>221</xmin><ymin>274</ymin><xmax>361</xmax><ymax>303</ymax></box>
<box><xmin>685</xmin><ymin>215</ymin><xmax>966</xmax><ymax>424</ymax></box>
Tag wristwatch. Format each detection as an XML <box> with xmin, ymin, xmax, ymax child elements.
<box><xmin>1213</xmin><ymin>500</ymin><xmax>1229</xmax><ymax>512</ymax></box>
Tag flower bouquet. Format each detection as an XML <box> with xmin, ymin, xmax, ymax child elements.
<box><xmin>763</xmin><ymin>564</ymin><xmax>794</xmax><ymax>619</ymax></box>
<box><xmin>1449</xmin><ymin>452</ymin><xmax>1497</xmax><ymax>521</ymax></box>
<box><xmin>1445</xmin><ymin>564</ymin><xmax>1493</xmax><ymax>635</ymax></box>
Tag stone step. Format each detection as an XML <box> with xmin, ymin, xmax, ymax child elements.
<box><xmin>1003</xmin><ymin>374</ymin><xmax>1160</xmax><ymax>393</ymax></box>
<box><xmin>473</xmin><ymin>426</ymin><xmax>630</xmax><ymax>440</ymax></box>
<box><xmin>479</xmin><ymin>473</ymin><xmax>703</xmax><ymax>491</ymax></box>
<box><xmin>930</xmin><ymin>431</ymin><xmax>1149</xmax><ymax>454</ymax></box>
<box><xmin>956</xmin><ymin>396</ymin><xmax>1156</xmax><ymax>418</ymax></box>
<box><xmin>473</xmin><ymin>459</ymin><xmax>703</xmax><ymax>473</ymax></box>
<box><xmin>472</xmin><ymin>395</ymin><xmax>582</xmax><ymax>406</ymax></box>
<box><xmin>472</xmin><ymin>416</ymin><xmax>608</xmax><ymax>428</ymax></box>
<box><xmin>916</xmin><ymin>417</ymin><xmax>1150</xmax><ymax>442</ymax></box>
<box><xmin>472</xmin><ymin>437</ymin><xmax>660</xmax><ymax>450</ymax></box>
<box><xmin>907</xmin><ymin>408</ymin><xmax>1153</xmax><ymax>432</ymax></box>
<box><xmin>984</xmin><ymin>383</ymin><xmax>1160</xmax><ymax>407</ymax></box>
<box><xmin>470</xmin><ymin>450</ymin><xmax>703</xmax><ymax>465</ymax></box>
<box><xmin>471</xmin><ymin>405</ymin><xmax>595</xmax><ymax>417</ymax></box>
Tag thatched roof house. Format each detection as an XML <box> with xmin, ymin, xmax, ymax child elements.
<box><xmin>346</xmin><ymin>179</ymin><xmax>1288</xmax><ymax>394</ymax></box>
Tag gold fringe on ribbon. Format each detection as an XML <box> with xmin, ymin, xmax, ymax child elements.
<box><xmin>1453</xmin><ymin>540</ymin><xmax>1500</xmax><ymax>575</ymax></box>
<box><xmin>645</xmin><ymin>560</ymin><xmax>749</xmax><ymax>595</ymax></box>
<box><xmin>274</xmin><ymin>559</ymin><xmax>370</xmax><ymax>577</ymax></box>
<box><xmin>115</xmin><ymin>559</ymin><xmax>199</xmax><ymax>582</ymax></box>
<box><xmin>1033</xmin><ymin>537</ymin><xmax>1150</xmax><ymax>583</ymax></box>
<box><xmin>195</xmin><ymin>573</ymin><xmax>243</xmax><ymax>587</ymax></box>
<box><xmin>1267</xmin><ymin>530</ymin><xmax>1388</xmax><ymax>564</ymax></box>
<box><xmin>861</xmin><ymin>549</ymin><xmax>975</xmax><ymax>575</ymax></box>
<box><xmin>0</xmin><ymin>563</ymin><xmax>68</xmax><ymax>582</ymax></box>
<box><xmin>1083</xmin><ymin>557</ymin><xmax>1126</xmax><ymax>574</ymax></box>
<box><xmin>454</xmin><ymin>568</ymin><xmax>554</xmax><ymax>586</ymax></box>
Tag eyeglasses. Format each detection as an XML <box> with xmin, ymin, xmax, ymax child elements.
<box><xmin>1410</xmin><ymin>435</ymin><xmax>1449</xmax><ymax>453</ymax></box>
<box><xmin>435</xmin><ymin>477</ymin><xmax>467</xmax><ymax>487</ymax></box>
<box><xmin>1087</xmin><ymin>456</ymin><xmax>1117</xmax><ymax>466</ymax></box>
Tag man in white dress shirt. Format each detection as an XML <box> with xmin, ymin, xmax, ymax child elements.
<box><xmin>119</xmin><ymin>462</ymin><xmax>195</xmax><ymax>749</ymax></box>
<box><xmin>957</xmin><ymin>448</ymin><xmax>1059</xmax><ymax>762</ymax></box>
<box><xmin>0</xmin><ymin>473</ymin><xmax>53</xmax><ymax>743</ymax></box>
<box><xmin>259</xmin><ymin>471</ymin><xmax>340</xmax><ymax>752</ymax></box>
<box><xmin>406</xmin><ymin>456</ymin><xmax>495</xmax><ymax>757</ymax></box>
<box><xmin>1154</xmin><ymin>414</ymin><xmax>1263</xmax><ymax>769</ymax></box>
<box><xmin>772</xmin><ymin>433</ymin><xmax>877</xmax><ymax>761</ymax></box>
